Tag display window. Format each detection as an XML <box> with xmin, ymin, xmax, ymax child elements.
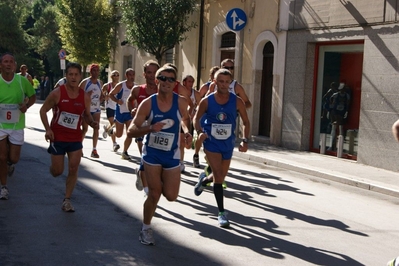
<box><xmin>311</xmin><ymin>42</ymin><xmax>364</xmax><ymax>159</ymax></box>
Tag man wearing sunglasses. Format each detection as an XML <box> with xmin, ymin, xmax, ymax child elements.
<box><xmin>109</xmin><ymin>68</ymin><xmax>136</xmax><ymax>160</ymax></box>
<box><xmin>127</xmin><ymin>60</ymin><xmax>160</xmax><ymax>196</ymax></box>
<box><xmin>163</xmin><ymin>63</ymin><xmax>194</xmax><ymax>173</ymax></box>
<box><xmin>127</xmin><ymin>66</ymin><xmax>192</xmax><ymax>246</ymax></box>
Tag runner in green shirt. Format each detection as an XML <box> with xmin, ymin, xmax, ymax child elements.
<box><xmin>0</xmin><ymin>53</ymin><xmax>36</xmax><ymax>200</ymax></box>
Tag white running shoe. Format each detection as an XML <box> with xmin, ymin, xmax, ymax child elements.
<box><xmin>0</xmin><ymin>186</ymin><xmax>9</xmax><ymax>200</ymax></box>
<box><xmin>139</xmin><ymin>228</ymin><xmax>155</xmax><ymax>245</ymax></box>
<box><xmin>135</xmin><ymin>168</ymin><xmax>143</xmax><ymax>191</ymax></box>
<box><xmin>102</xmin><ymin>125</ymin><xmax>108</xmax><ymax>139</ymax></box>
<box><xmin>113</xmin><ymin>143</ymin><xmax>120</xmax><ymax>152</ymax></box>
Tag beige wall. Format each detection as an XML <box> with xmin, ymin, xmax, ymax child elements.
<box><xmin>111</xmin><ymin>0</ymin><xmax>287</xmax><ymax>144</ymax></box>
<box><xmin>181</xmin><ymin>0</ymin><xmax>285</xmax><ymax>143</ymax></box>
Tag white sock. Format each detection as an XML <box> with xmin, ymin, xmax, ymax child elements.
<box><xmin>142</xmin><ymin>223</ymin><xmax>151</xmax><ymax>230</ymax></box>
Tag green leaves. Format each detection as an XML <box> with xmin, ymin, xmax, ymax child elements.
<box><xmin>57</xmin><ymin>0</ymin><xmax>117</xmax><ymax>66</ymax></box>
<box><xmin>119</xmin><ymin>0</ymin><xmax>197</xmax><ymax>63</ymax></box>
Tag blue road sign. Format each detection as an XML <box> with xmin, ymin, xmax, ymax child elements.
<box><xmin>58</xmin><ymin>49</ymin><xmax>66</xmax><ymax>60</ymax></box>
<box><xmin>226</xmin><ymin>8</ymin><xmax>247</xmax><ymax>31</ymax></box>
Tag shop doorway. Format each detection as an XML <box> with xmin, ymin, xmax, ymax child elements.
<box><xmin>259</xmin><ymin>42</ymin><xmax>274</xmax><ymax>137</ymax></box>
<box><xmin>311</xmin><ymin>43</ymin><xmax>364</xmax><ymax>159</ymax></box>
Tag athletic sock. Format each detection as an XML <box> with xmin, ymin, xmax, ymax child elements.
<box><xmin>213</xmin><ymin>183</ymin><xmax>224</xmax><ymax>213</ymax></box>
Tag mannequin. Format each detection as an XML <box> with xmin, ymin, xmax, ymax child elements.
<box><xmin>321</xmin><ymin>82</ymin><xmax>338</xmax><ymax>134</ymax></box>
<box><xmin>328</xmin><ymin>83</ymin><xmax>350</xmax><ymax>151</ymax></box>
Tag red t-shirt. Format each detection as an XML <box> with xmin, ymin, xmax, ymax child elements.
<box><xmin>136</xmin><ymin>84</ymin><xmax>151</xmax><ymax>106</ymax></box>
<box><xmin>173</xmin><ymin>81</ymin><xmax>180</xmax><ymax>94</ymax></box>
<box><xmin>50</xmin><ymin>85</ymin><xmax>86</xmax><ymax>142</ymax></box>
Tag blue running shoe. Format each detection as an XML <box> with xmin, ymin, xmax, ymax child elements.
<box><xmin>218</xmin><ymin>212</ymin><xmax>230</xmax><ymax>228</ymax></box>
<box><xmin>194</xmin><ymin>172</ymin><xmax>207</xmax><ymax>196</ymax></box>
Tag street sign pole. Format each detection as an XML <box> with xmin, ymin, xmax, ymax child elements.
<box><xmin>58</xmin><ymin>49</ymin><xmax>67</xmax><ymax>77</ymax></box>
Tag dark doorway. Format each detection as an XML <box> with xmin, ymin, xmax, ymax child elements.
<box><xmin>259</xmin><ymin>42</ymin><xmax>274</xmax><ymax>137</ymax></box>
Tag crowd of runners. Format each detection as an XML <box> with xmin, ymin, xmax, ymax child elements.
<box><xmin>0</xmin><ymin>53</ymin><xmax>252</xmax><ymax>246</ymax></box>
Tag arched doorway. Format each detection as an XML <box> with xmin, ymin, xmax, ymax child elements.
<box><xmin>259</xmin><ymin>42</ymin><xmax>274</xmax><ymax>137</ymax></box>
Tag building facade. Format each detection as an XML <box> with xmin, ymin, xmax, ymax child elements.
<box><xmin>283</xmin><ymin>0</ymin><xmax>399</xmax><ymax>171</ymax></box>
<box><xmin>110</xmin><ymin>0</ymin><xmax>399</xmax><ymax>171</ymax></box>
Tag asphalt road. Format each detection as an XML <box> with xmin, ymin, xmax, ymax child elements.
<box><xmin>0</xmin><ymin>102</ymin><xmax>398</xmax><ymax>266</ymax></box>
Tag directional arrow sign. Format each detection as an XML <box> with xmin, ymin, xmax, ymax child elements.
<box><xmin>226</xmin><ymin>8</ymin><xmax>247</xmax><ymax>31</ymax></box>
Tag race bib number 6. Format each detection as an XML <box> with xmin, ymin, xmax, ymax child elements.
<box><xmin>57</xmin><ymin>111</ymin><xmax>80</xmax><ymax>129</ymax></box>
<box><xmin>0</xmin><ymin>104</ymin><xmax>20</xmax><ymax>123</ymax></box>
<box><xmin>148</xmin><ymin>131</ymin><xmax>174</xmax><ymax>151</ymax></box>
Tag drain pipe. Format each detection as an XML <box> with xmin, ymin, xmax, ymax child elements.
<box><xmin>196</xmin><ymin>0</ymin><xmax>205</xmax><ymax>90</ymax></box>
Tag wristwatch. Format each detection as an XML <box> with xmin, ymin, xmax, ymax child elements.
<box><xmin>242</xmin><ymin>138</ymin><xmax>248</xmax><ymax>143</ymax></box>
<box><xmin>196</xmin><ymin>129</ymin><xmax>203</xmax><ymax>135</ymax></box>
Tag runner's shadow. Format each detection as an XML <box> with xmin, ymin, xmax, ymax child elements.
<box><xmin>156</xmin><ymin>202</ymin><xmax>364</xmax><ymax>265</ymax></box>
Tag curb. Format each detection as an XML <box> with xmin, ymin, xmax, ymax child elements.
<box><xmin>233</xmin><ymin>151</ymin><xmax>399</xmax><ymax>198</ymax></box>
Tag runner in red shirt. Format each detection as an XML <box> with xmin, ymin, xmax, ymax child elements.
<box><xmin>40</xmin><ymin>62</ymin><xmax>97</xmax><ymax>212</ymax></box>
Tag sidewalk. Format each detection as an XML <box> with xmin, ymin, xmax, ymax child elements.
<box><xmin>233</xmin><ymin>142</ymin><xmax>399</xmax><ymax>198</ymax></box>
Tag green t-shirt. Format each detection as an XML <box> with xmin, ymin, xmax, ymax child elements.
<box><xmin>0</xmin><ymin>74</ymin><xmax>35</xmax><ymax>130</ymax></box>
<box><xmin>32</xmin><ymin>78</ymin><xmax>40</xmax><ymax>90</ymax></box>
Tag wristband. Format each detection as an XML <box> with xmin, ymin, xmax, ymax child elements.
<box><xmin>196</xmin><ymin>129</ymin><xmax>203</xmax><ymax>135</ymax></box>
<box><xmin>242</xmin><ymin>138</ymin><xmax>248</xmax><ymax>143</ymax></box>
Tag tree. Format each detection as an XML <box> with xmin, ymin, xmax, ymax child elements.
<box><xmin>0</xmin><ymin>4</ymin><xmax>27</xmax><ymax>55</ymax></box>
<box><xmin>31</xmin><ymin>0</ymin><xmax>62</xmax><ymax>77</ymax></box>
<box><xmin>119</xmin><ymin>0</ymin><xmax>197</xmax><ymax>64</ymax></box>
<box><xmin>56</xmin><ymin>0</ymin><xmax>117</xmax><ymax>67</ymax></box>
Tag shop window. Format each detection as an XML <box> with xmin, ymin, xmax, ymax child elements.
<box><xmin>312</xmin><ymin>43</ymin><xmax>363</xmax><ymax>159</ymax></box>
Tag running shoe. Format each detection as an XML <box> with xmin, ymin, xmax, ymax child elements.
<box><xmin>135</xmin><ymin>168</ymin><xmax>143</xmax><ymax>191</ymax></box>
<box><xmin>113</xmin><ymin>143</ymin><xmax>120</xmax><ymax>152</ymax></box>
<box><xmin>139</xmin><ymin>228</ymin><xmax>155</xmax><ymax>245</ymax></box>
<box><xmin>193</xmin><ymin>154</ymin><xmax>200</xmax><ymax>168</ymax></box>
<box><xmin>0</xmin><ymin>186</ymin><xmax>9</xmax><ymax>200</ymax></box>
<box><xmin>194</xmin><ymin>172</ymin><xmax>207</xmax><ymax>196</ymax></box>
<box><xmin>7</xmin><ymin>163</ymin><xmax>15</xmax><ymax>177</ymax></box>
<box><xmin>121</xmin><ymin>151</ymin><xmax>130</xmax><ymax>160</ymax></box>
<box><xmin>102</xmin><ymin>125</ymin><xmax>108</xmax><ymax>139</ymax></box>
<box><xmin>61</xmin><ymin>198</ymin><xmax>75</xmax><ymax>212</ymax></box>
<box><xmin>91</xmin><ymin>150</ymin><xmax>99</xmax><ymax>158</ymax></box>
<box><xmin>218</xmin><ymin>212</ymin><xmax>230</xmax><ymax>228</ymax></box>
<box><xmin>180</xmin><ymin>163</ymin><xmax>185</xmax><ymax>173</ymax></box>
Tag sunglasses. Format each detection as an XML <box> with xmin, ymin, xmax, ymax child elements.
<box><xmin>157</xmin><ymin>75</ymin><xmax>176</xmax><ymax>83</ymax></box>
<box><xmin>112</xmin><ymin>74</ymin><xmax>119</xmax><ymax>77</ymax></box>
<box><xmin>223</xmin><ymin>66</ymin><xmax>234</xmax><ymax>70</ymax></box>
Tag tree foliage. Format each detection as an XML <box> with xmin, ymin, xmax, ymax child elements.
<box><xmin>119</xmin><ymin>0</ymin><xmax>197</xmax><ymax>63</ymax></box>
<box><xmin>31</xmin><ymin>0</ymin><xmax>62</xmax><ymax>76</ymax></box>
<box><xmin>0</xmin><ymin>4</ymin><xmax>27</xmax><ymax>55</ymax></box>
<box><xmin>56</xmin><ymin>0</ymin><xmax>117</xmax><ymax>67</ymax></box>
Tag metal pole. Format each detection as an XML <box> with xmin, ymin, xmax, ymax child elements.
<box><xmin>196</xmin><ymin>0</ymin><xmax>205</xmax><ymax>90</ymax></box>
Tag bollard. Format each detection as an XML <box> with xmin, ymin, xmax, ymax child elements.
<box><xmin>337</xmin><ymin>135</ymin><xmax>344</xmax><ymax>158</ymax></box>
<box><xmin>320</xmin><ymin>133</ymin><xmax>326</xmax><ymax>154</ymax></box>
